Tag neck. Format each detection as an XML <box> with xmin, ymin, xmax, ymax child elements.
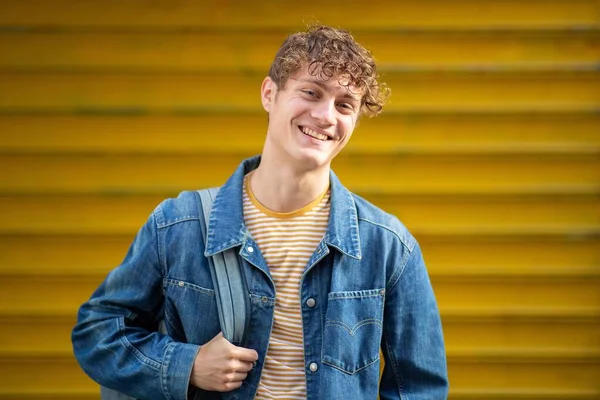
<box><xmin>250</xmin><ymin>153</ymin><xmax>330</xmax><ymax>213</ymax></box>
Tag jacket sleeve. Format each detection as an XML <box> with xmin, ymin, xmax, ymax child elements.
<box><xmin>379</xmin><ymin>241</ymin><xmax>449</xmax><ymax>399</ymax></box>
<box><xmin>71</xmin><ymin>209</ymin><xmax>200</xmax><ymax>400</ymax></box>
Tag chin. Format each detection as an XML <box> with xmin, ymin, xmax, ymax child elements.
<box><xmin>295</xmin><ymin>151</ymin><xmax>331</xmax><ymax>171</ymax></box>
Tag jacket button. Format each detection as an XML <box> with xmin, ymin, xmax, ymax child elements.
<box><xmin>247</xmin><ymin>246</ymin><xmax>254</xmax><ymax>253</ymax></box>
<box><xmin>178</xmin><ymin>281</ymin><xmax>184</xmax><ymax>287</ymax></box>
<box><xmin>261</xmin><ymin>296</ymin><xmax>268</xmax><ymax>303</ymax></box>
<box><xmin>306</xmin><ymin>298</ymin><xmax>316</xmax><ymax>308</ymax></box>
<box><xmin>309</xmin><ymin>362</ymin><xmax>318</xmax><ymax>372</ymax></box>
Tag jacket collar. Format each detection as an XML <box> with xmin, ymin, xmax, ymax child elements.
<box><xmin>204</xmin><ymin>155</ymin><xmax>361</xmax><ymax>260</ymax></box>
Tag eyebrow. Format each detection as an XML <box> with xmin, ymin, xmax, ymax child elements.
<box><xmin>297</xmin><ymin>78</ymin><xmax>362</xmax><ymax>102</ymax></box>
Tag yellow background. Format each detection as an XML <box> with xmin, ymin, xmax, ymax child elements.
<box><xmin>0</xmin><ymin>0</ymin><xmax>598</xmax><ymax>398</ymax></box>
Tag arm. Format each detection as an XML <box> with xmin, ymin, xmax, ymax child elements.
<box><xmin>71</xmin><ymin>210</ymin><xmax>200</xmax><ymax>400</ymax></box>
<box><xmin>379</xmin><ymin>242</ymin><xmax>449</xmax><ymax>399</ymax></box>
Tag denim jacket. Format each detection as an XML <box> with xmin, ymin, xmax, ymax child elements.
<box><xmin>72</xmin><ymin>156</ymin><xmax>448</xmax><ymax>400</ymax></box>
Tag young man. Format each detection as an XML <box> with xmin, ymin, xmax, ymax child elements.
<box><xmin>73</xmin><ymin>25</ymin><xmax>448</xmax><ymax>399</ymax></box>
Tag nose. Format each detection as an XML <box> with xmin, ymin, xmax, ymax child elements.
<box><xmin>311</xmin><ymin>99</ymin><xmax>336</xmax><ymax>126</ymax></box>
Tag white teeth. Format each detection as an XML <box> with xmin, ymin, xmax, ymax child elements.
<box><xmin>301</xmin><ymin>126</ymin><xmax>328</xmax><ymax>141</ymax></box>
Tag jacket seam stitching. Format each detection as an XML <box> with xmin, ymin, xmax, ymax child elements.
<box><xmin>386</xmin><ymin>247</ymin><xmax>414</xmax><ymax>295</ymax></box>
<box><xmin>383</xmin><ymin>333</ymin><xmax>408</xmax><ymax>400</ymax></box>
<box><xmin>163</xmin><ymin>279</ymin><xmax>215</xmax><ymax>296</ymax></box>
<box><xmin>349</xmin><ymin>196</ymin><xmax>362</xmax><ymax>257</ymax></box>
<box><xmin>154</xmin><ymin>202</ymin><xmax>165</xmax><ymax>226</ymax></box>
<box><xmin>322</xmin><ymin>356</ymin><xmax>379</xmax><ymax>375</ymax></box>
<box><xmin>160</xmin><ymin>342</ymin><xmax>173</xmax><ymax>400</ymax></box>
<box><xmin>357</xmin><ymin>217</ymin><xmax>415</xmax><ymax>251</ymax></box>
<box><xmin>157</xmin><ymin>216</ymin><xmax>199</xmax><ymax>229</ymax></box>
<box><xmin>327</xmin><ymin>288</ymin><xmax>383</xmax><ymax>299</ymax></box>
<box><xmin>117</xmin><ymin>318</ymin><xmax>161</xmax><ymax>371</ymax></box>
<box><xmin>152</xmin><ymin>212</ymin><xmax>167</xmax><ymax>277</ymax></box>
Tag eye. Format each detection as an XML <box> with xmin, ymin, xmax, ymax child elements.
<box><xmin>337</xmin><ymin>102</ymin><xmax>356</xmax><ymax>113</ymax></box>
<box><xmin>303</xmin><ymin>89</ymin><xmax>317</xmax><ymax>98</ymax></box>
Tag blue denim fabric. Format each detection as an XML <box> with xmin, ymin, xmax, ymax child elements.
<box><xmin>72</xmin><ymin>156</ymin><xmax>448</xmax><ymax>399</ymax></box>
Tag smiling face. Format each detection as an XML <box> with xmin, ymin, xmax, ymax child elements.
<box><xmin>261</xmin><ymin>65</ymin><xmax>362</xmax><ymax>172</ymax></box>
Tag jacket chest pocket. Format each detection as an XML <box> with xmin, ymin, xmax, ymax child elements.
<box><xmin>163</xmin><ymin>278</ymin><xmax>220</xmax><ymax>344</ymax></box>
<box><xmin>322</xmin><ymin>288</ymin><xmax>385</xmax><ymax>374</ymax></box>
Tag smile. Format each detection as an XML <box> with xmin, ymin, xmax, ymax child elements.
<box><xmin>299</xmin><ymin>126</ymin><xmax>330</xmax><ymax>141</ymax></box>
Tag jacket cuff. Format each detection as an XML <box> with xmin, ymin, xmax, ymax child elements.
<box><xmin>161</xmin><ymin>341</ymin><xmax>201</xmax><ymax>400</ymax></box>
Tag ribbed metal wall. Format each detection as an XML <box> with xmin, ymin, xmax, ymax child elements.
<box><xmin>0</xmin><ymin>1</ymin><xmax>598</xmax><ymax>398</ymax></box>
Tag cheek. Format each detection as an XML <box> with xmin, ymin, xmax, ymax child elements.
<box><xmin>341</xmin><ymin>118</ymin><xmax>356</xmax><ymax>139</ymax></box>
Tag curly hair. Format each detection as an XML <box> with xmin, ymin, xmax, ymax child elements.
<box><xmin>268</xmin><ymin>25</ymin><xmax>390</xmax><ymax>117</ymax></box>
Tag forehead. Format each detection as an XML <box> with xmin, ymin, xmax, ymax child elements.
<box><xmin>287</xmin><ymin>66</ymin><xmax>363</xmax><ymax>101</ymax></box>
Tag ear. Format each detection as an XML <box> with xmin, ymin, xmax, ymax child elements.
<box><xmin>261</xmin><ymin>76</ymin><xmax>277</xmax><ymax>112</ymax></box>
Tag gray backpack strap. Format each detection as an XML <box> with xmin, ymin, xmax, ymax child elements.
<box><xmin>197</xmin><ymin>187</ymin><xmax>248</xmax><ymax>345</ymax></box>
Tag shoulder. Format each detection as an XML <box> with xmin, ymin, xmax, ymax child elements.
<box><xmin>351</xmin><ymin>193</ymin><xmax>417</xmax><ymax>252</ymax></box>
<box><xmin>152</xmin><ymin>190</ymin><xmax>202</xmax><ymax>228</ymax></box>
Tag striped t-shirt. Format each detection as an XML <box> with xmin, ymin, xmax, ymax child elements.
<box><xmin>243</xmin><ymin>173</ymin><xmax>330</xmax><ymax>400</ymax></box>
